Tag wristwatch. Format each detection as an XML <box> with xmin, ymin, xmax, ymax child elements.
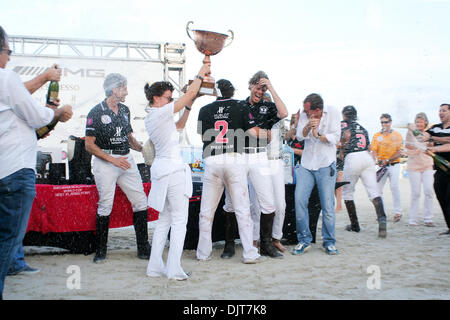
<box><xmin>185</xmin><ymin>106</ymin><xmax>191</xmax><ymax>111</ymax></box>
<box><xmin>195</xmin><ymin>75</ymin><xmax>204</xmax><ymax>81</ymax></box>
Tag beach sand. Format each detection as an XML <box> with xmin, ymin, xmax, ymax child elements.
<box><xmin>3</xmin><ymin>175</ymin><xmax>450</xmax><ymax>300</ymax></box>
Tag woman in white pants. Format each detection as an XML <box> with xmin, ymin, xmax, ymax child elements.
<box><xmin>144</xmin><ymin>62</ymin><xmax>210</xmax><ymax>280</ymax></box>
<box><xmin>405</xmin><ymin>113</ymin><xmax>435</xmax><ymax>226</ymax></box>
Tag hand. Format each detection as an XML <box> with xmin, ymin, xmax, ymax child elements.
<box><xmin>112</xmin><ymin>157</ymin><xmax>131</xmax><ymax>170</ymax></box>
<box><xmin>45</xmin><ymin>64</ymin><xmax>62</xmax><ymax>82</ymax></box>
<box><xmin>258</xmin><ymin>78</ymin><xmax>273</xmax><ymax>91</ymax></box>
<box><xmin>198</xmin><ymin>62</ymin><xmax>211</xmax><ymax>79</ymax></box>
<box><xmin>54</xmin><ymin>105</ymin><xmax>73</xmax><ymax>122</ymax></box>
<box><xmin>416</xmin><ymin>131</ymin><xmax>430</xmax><ymax>142</ymax></box>
<box><xmin>309</xmin><ymin>118</ymin><xmax>320</xmax><ymax>129</ymax></box>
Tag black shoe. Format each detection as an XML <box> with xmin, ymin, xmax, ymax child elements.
<box><xmin>93</xmin><ymin>214</ymin><xmax>110</xmax><ymax>263</ymax></box>
<box><xmin>378</xmin><ymin>218</ymin><xmax>387</xmax><ymax>238</ymax></box>
<box><xmin>344</xmin><ymin>200</ymin><xmax>360</xmax><ymax>232</ymax></box>
<box><xmin>345</xmin><ymin>224</ymin><xmax>360</xmax><ymax>232</ymax></box>
<box><xmin>133</xmin><ymin>210</ymin><xmax>151</xmax><ymax>259</ymax></box>
<box><xmin>221</xmin><ymin>241</ymin><xmax>235</xmax><ymax>259</ymax></box>
<box><xmin>220</xmin><ymin>211</ymin><xmax>237</xmax><ymax>259</ymax></box>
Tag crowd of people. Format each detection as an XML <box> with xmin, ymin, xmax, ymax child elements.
<box><xmin>1</xmin><ymin>23</ymin><xmax>449</xmax><ymax>298</ymax></box>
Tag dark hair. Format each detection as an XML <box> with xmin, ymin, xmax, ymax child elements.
<box><xmin>303</xmin><ymin>93</ymin><xmax>323</xmax><ymax>110</ymax></box>
<box><xmin>144</xmin><ymin>81</ymin><xmax>174</xmax><ymax>104</ymax></box>
<box><xmin>342</xmin><ymin>105</ymin><xmax>357</xmax><ymax>121</ymax></box>
<box><xmin>440</xmin><ymin>103</ymin><xmax>450</xmax><ymax>109</ymax></box>
<box><xmin>380</xmin><ymin>113</ymin><xmax>392</xmax><ymax>121</ymax></box>
<box><xmin>0</xmin><ymin>26</ymin><xmax>7</xmax><ymax>52</ymax></box>
<box><xmin>217</xmin><ymin>79</ymin><xmax>235</xmax><ymax>98</ymax></box>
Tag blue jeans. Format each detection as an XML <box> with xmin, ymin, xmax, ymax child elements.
<box><xmin>7</xmin><ymin>244</ymin><xmax>28</xmax><ymax>275</ymax></box>
<box><xmin>294</xmin><ymin>162</ymin><xmax>337</xmax><ymax>248</ymax></box>
<box><xmin>0</xmin><ymin>169</ymin><xmax>36</xmax><ymax>299</ymax></box>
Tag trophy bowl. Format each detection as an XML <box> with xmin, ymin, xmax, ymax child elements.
<box><xmin>186</xmin><ymin>21</ymin><xmax>233</xmax><ymax>56</ymax></box>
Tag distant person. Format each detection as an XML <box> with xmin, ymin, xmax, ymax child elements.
<box><xmin>0</xmin><ymin>25</ymin><xmax>73</xmax><ymax>299</ymax></box>
<box><xmin>85</xmin><ymin>73</ymin><xmax>150</xmax><ymax>263</ymax></box>
<box><xmin>339</xmin><ymin>105</ymin><xmax>387</xmax><ymax>238</ymax></box>
<box><xmin>404</xmin><ymin>112</ymin><xmax>435</xmax><ymax>227</ymax></box>
<box><xmin>292</xmin><ymin>93</ymin><xmax>341</xmax><ymax>256</ymax></box>
<box><xmin>145</xmin><ymin>62</ymin><xmax>210</xmax><ymax>280</ymax></box>
<box><xmin>370</xmin><ymin>113</ymin><xmax>403</xmax><ymax>222</ymax></box>
<box><xmin>422</xmin><ymin>104</ymin><xmax>450</xmax><ymax>235</ymax></box>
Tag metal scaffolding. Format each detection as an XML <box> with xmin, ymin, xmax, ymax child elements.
<box><xmin>8</xmin><ymin>35</ymin><xmax>186</xmax><ymax>95</ymax></box>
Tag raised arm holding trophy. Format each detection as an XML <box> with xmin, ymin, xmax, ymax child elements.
<box><xmin>185</xmin><ymin>21</ymin><xmax>234</xmax><ymax>96</ymax></box>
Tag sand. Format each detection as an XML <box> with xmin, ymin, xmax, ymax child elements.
<box><xmin>3</xmin><ymin>174</ymin><xmax>450</xmax><ymax>300</ymax></box>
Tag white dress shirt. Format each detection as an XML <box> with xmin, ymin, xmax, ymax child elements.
<box><xmin>0</xmin><ymin>68</ymin><xmax>54</xmax><ymax>179</ymax></box>
<box><xmin>296</xmin><ymin>105</ymin><xmax>341</xmax><ymax>170</ymax></box>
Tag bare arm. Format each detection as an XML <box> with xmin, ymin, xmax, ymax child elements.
<box><xmin>128</xmin><ymin>133</ymin><xmax>143</xmax><ymax>152</ymax></box>
<box><xmin>176</xmin><ymin>101</ymin><xmax>194</xmax><ymax>130</ymax></box>
<box><xmin>259</xmin><ymin>78</ymin><xmax>288</xmax><ymax>119</ymax></box>
<box><xmin>174</xmin><ymin>63</ymin><xmax>210</xmax><ymax>114</ymax></box>
<box><xmin>24</xmin><ymin>64</ymin><xmax>61</xmax><ymax>94</ymax></box>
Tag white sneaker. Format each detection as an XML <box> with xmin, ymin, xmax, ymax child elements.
<box><xmin>242</xmin><ymin>256</ymin><xmax>266</xmax><ymax>264</ymax></box>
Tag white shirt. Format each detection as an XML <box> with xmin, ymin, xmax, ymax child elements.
<box><xmin>0</xmin><ymin>68</ymin><xmax>54</xmax><ymax>179</ymax></box>
<box><xmin>296</xmin><ymin>105</ymin><xmax>341</xmax><ymax>170</ymax></box>
<box><xmin>266</xmin><ymin>120</ymin><xmax>284</xmax><ymax>159</ymax></box>
<box><xmin>144</xmin><ymin>102</ymin><xmax>192</xmax><ymax>212</ymax></box>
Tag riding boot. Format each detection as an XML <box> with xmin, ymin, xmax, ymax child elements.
<box><xmin>372</xmin><ymin>197</ymin><xmax>387</xmax><ymax>238</ymax></box>
<box><xmin>93</xmin><ymin>214</ymin><xmax>110</xmax><ymax>263</ymax></box>
<box><xmin>259</xmin><ymin>213</ymin><xmax>283</xmax><ymax>259</ymax></box>
<box><xmin>221</xmin><ymin>211</ymin><xmax>237</xmax><ymax>259</ymax></box>
<box><xmin>344</xmin><ymin>200</ymin><xmax>360</xmax><ymax>232</ymax></box>
<box><xmin>133</xmin><ymin>210</ymin><xmax>151</xmax><ymax>259</ymax></box>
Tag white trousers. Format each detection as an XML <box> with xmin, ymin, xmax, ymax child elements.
<box><xmin>147</xmin><ymin>170</ymin><xmax>189</xmax><ymax>280</ymax></box>
<box><xmin>377</xmin><ymin>163</ymin><xmax>403</xmax><ymax>215</ymax></box>
<box><xmin>196</xmin><ymin>154</ymin><xmax>259</xmax><ymax>261</ymax></box>
<box><xmin>92</xmin><ymin>154</ymin><xmax>147</xmax><ymax>216</ymax></box>
<box><xmin>408</xmin><ymin>169</ymin><xmax>435</xmax><ymax>224</ymax></box>
<box><xmin>248</xmin><ymin>159</ymin><xmax>286</xmax><ymax>241</ymax></box>
<box><xmin>342</xmin><ymin>151</ymin><xmax>380</xmax><ymax>201</ymax></box>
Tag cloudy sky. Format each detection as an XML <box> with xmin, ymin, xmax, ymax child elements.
<box><xmin>2</xmin><ymin>0</ymin><xmax>450</xmax><ymax>144</ymax></box>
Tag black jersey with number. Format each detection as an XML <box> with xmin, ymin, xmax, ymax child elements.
<box><xmin>197</xmin><ymin>98</ymin><xmax>254</xmax><ymax>158</ymax></box>
<box><xmin>242</xmin><ymin>97</ymin><xmax>281</xmax><ymax>148</ymax></box>
<box><xmin>341</xmin><ymin>120</ymin><xmax>370</xmax><ymax>156</ymax></box>
<box><xmin>85</xmin><ymin>99</ymin><xmax>133</xmax><ymax>152</ymax></box>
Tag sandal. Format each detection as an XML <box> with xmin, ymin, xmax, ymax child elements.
<box><xmin>393</xmin><ymin>214</ymin><xmax>402</xmax><ymax>223</ymax></box>
<box><xmin>425</xmin><ymin>222</ymin><xmax>435</xmax><ymax>227</ymax></box>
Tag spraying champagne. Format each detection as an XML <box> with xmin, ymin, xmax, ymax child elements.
<box><xmin>36</xmin><ymin>65</ymin><xmax>60</xmax><ymax>139</ymax></box>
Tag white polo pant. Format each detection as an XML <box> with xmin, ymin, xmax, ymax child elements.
<box><xmin>377</xmin><ymin>162</ymin><xmax>403</xmax><ymax>215</ymax></box>
<box><xmin>92</xmin><ymin>154</ymin><xmax>147</xmax><ymax>216</ymax></box>
<box><xmin>147</xmin><ymin>169</ymin><xmax>189</xmax><ymax>280</ymax></box>
<box><xmin>408</xmin><ymin>169</ymin><xmax>434</xmax><ymax>224</ymax></box>
<box><xmin>249</xmin><ymin>158</ymin><xmax>286</xmax><ymax>241</ymax></box>
<box><xmin>196</xmin><ymin>153</ymin><xmax>259</xmax><ymax>261</ymax></box>
<box><xmin>342</xmin><ymin>151</ymin><xmax>380</xmax><ymax>201</ymax></box>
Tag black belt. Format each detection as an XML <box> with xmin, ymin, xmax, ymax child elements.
<box><xmin>102</xmin><ymin>149</ymin><xmax>129</xmax><ymax>155</ymax></box>
<box><xmin>244</xmin><ymin>147</ymin><xmax>267</xmax><ymax>154</ymax></box>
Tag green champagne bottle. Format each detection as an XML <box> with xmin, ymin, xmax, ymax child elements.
<box><xmin>36</xmin><ymin>67</ymin><xmax>60</xmax><ymax>139</ymax></box>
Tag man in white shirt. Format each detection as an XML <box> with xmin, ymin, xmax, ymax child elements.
<box><xmin>291</xmin><ymin>93</ymin><xmax>341</xmax><ymax>256</ymax></box>
<box><xmin>0</xmin><ymin>26</ymin><xmax>72</xmax><ymax>299</ymax></box>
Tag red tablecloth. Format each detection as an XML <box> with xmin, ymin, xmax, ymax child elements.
<box><xmin>27</xmin><ymin>183</ymin><xmax>159</xmax><ymax>233</ymax></box>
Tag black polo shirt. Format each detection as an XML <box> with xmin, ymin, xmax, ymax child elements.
<box><xmin>242</xmin><ymin>97</ymin><xmax>281</xmax><ymax>148</ymax></box>
<box><xmin>85</xmin><ymin>99</ymin><xmax>133</xmax><ymax>153</ymax></box>
<box><xmin>198</xmin><ymin>97</ymin><xmax>254</xmax><ymax>158</ymax></box>
<box><xmin>427</xmin><ymin>123</ymin><xmax>450</xmax><ymax>172</ymax></box>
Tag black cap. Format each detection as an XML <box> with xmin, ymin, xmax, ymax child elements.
<box><xmin>217</xmin><ymin>79</ymin><xmax>234</xmax><ymax>91</ymax></box>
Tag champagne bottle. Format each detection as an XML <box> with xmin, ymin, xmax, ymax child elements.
<box><xmin>36</xmin><ymin>66</ymin><xmax>60</xmax><ymax>139</ymax></box>
<box><xmin>426</xmin><ymin>150</ymin><xmax>450</xmax><ymax>173</ymax></box>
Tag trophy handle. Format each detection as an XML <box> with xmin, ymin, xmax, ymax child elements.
<box><xmin>224</xmin><ymin>29</ymin><xmax>234</xmax><ymax>48</ymax></box>
<box><xmin>186</xmin><ymin>21</ymin><xmax>195</xmax><ymax>42</ymax></box>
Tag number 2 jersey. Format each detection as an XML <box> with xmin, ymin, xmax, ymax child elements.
<box><xmin>341</xmin><ymin>120</ymin><xmax>370</xmax><ymax>156</ymax></box>
<box><xmin>197</xmin><ymin>98</ymin><xmax>254</xmax><ymax>158</ymax></box>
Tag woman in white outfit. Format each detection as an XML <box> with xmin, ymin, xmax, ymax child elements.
<box><xmin>144</xmin><ymin>62</ymin><xmax>210</xmax><ymax>280</ymax></box>
<box><xmin>404</xmin><ymin>113</ymin><xmax>435</xmax><ymax>227</ymax></box>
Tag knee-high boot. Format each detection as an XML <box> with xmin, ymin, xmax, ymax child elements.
<box><xmin>221</xmin><ymin>211</ymin><xmax>237</xmax><ymax>259</ymax></box>
<box><xmin>133</xmin><ymin>210</ymin><xmax>151</xmax><ymax>259</ymax></box>
<box><xmin>372</xmin><ymin>197</ymin><xmax>387</xmax><ymax>238</ymax></box>
<box><xmin>260</xmin><ymin>213</ymin><xmax>283</xmax><ymax>259</ymax></box>
<box><xmin>344</xmin><ymin>200</ymin><xmax>360</xmax><ymax>232</ymax></box>
<box><xmin>93</xmin><ymin>214</ymin><xmax>110</xmax><ymax>263</ymax></box>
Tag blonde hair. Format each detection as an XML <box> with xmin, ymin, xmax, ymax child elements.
<box><xmin>415</xmin><ymin>112</ymin><xmax>429</xmax><ymax>126</ymax></box>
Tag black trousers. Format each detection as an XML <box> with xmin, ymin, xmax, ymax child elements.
<box><xmin>434</xmin><ymin>170</ymin><xmax>450</xmax><ymax>229</ymax></box>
